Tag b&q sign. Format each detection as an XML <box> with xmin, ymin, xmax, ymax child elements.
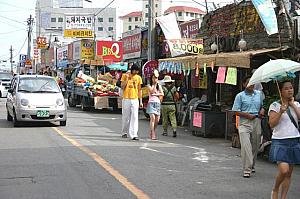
<box><xmin>97</xmin><ymin>41</ymin><xmax>123</xmax><ymax>63</ymax></box>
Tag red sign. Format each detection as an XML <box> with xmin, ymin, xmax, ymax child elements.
<box><xmin>96</xmin><ymin>41</ymin><xmax>123</xmax><ymax>63</ymax></box>
<box><xmin>180</xmin><ymin>19</ymin><xmax>200</xmax><ymax>39</ymax></box>
<box><xmin>122</xmin><ymin>32</ymin><xmax>141</xmax><ymax>59</ymax></box>
<box><xmin>142</xmin><ymin>60</ymin><xmax>158</xmax><ymax>78</ymax></box>
<box><xmin>37</xmin><ymin>36</ymin><xmax>47</xmax><ymax>49</ymax></box>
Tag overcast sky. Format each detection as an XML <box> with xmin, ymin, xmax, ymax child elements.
<box><xmin>0</xmin><ymin>0</ymin><xmax>235</xmax><ymax>63</ymax></box>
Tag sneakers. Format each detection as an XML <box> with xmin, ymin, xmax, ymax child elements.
<box><xmin>132</xmin><ymin>137</ymin><xmax>139</xmax><ymax>140</ymax></box>
<box><xmin>162</xmin><ymin>131</ymin><xmax>167</xmax><ymax>136</ymax></box>
<box><xmin>121</xmin><ymin>134</ymin><xmax>127</xmax><ymax>138</ymax></box>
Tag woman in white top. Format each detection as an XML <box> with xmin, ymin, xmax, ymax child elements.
<box><xmin>146</xmin><ymin>71</ymin><xmax>164</xmax><ymax>140</ymax></box>
<box><xmin>268</xmin><ymin>80</ymin><xmax>300</xmax><ymax>199</ymax></box>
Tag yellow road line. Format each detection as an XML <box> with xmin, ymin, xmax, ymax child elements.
<box><xmin>52</xmin><ymin>127</ymin><xmax>151</xmax><ymax>199</ymax></box>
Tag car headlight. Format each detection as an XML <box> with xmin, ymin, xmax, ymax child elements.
<box><xmin>20</xmin><ymin>99</ymin><xmax>29</xmax><ymax>106</ymax></box>
<box><xmin>56</xmin><ymin>99</ymin><xmax>64</xmax><ymax>106</ymax></box>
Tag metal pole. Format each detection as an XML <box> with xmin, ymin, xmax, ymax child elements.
<box><xmin>27</xmin><ymin>15</ymin><xmax>33</xmax><ymax>59</ymax></box>
<box><xmin>147</xmin><ymin>0</ymin><xmax>155</xmax><ymax>61</ymax></box>
<box><xmin>93</xmin><ymin>14</ymin><xmax>96</xmax><ymax>60</ymax></box>
<box><xmin>10</xmin><ymin>45</ymin><xmax>13</xmax><ymax>74</ymax></box>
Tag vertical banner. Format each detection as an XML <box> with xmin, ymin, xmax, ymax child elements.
<box><xmin>225</xmin><ymin>67</ymin><xmax>237</xmax><ymax>85</ymax></box>
<box><xmin>216</xmin><ymin>67</ymin><xmax>227</xmax><ymax>83</ymax></box>
<box><xmin>251</xmin><ymin>0</ymin><xmax>278</xmax><ymax>35</ymax></box>
<box><xmin>156</xmin><ymin>13</ymin><xmax>184</xmax><ymax>57</ymax></box>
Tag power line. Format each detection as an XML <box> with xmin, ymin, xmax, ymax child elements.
<box><xmin>0</xmin><ymin>14</ymin><xmax>27</xmax><ymax>26</ymax></box>
<box><xmin>0</xmin><ymin>29</ymin><xmax>25</xmax><ymax>35</ymax></box>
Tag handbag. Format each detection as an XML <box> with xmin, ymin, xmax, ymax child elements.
<box><xmin>286</xmin><ymin>107</ymin><xmax>300</xmax><ymax>133</ymax></box>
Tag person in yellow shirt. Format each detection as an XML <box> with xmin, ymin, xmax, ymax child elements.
<box><xmin>121</xmin><ymin>64</ymin><xmax>143</xmax><ymax>140</ymax></box>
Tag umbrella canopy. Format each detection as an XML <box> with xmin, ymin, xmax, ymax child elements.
<box><xmin>248</xmin><ymin>59</ymin><xmax>300</xmax><ymax>86</ymax></box>
<box><xmin>107</xmin><ymin>62</ymin><xmax>128</xmax><ymax>71</ymax></box>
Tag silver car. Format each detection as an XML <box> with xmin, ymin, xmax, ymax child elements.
<box><xmin>6</xmin><ymin>75</ymin><xmax>67</xmax><ymax>127</ymax></box>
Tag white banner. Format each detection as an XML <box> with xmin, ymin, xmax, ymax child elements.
<box><xmin>156</xmin><ymin>13</ymin><xmax>184</xmax><ymax>57</ymax></box>
<box><xmin>251</xmin><ymin>0</ymin><xmax>278</xmax><ymax>35</ymax></box>
<box><xmin>167</xmin><ymin>39</ymin><xmax>204</xmax><ymax>55</ymax></box>
<box><xmin>65</xmin><ymin>15</ymin><xmax>93</xmax><ymax>30</ymax></box>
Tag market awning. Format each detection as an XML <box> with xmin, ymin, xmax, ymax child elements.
<box><xmin>158</xmin><ymin>47</ymin><xmax>286</xmax><ymax>69</ymax></box>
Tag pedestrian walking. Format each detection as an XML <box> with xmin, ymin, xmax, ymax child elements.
<box><xmin>268</xmin><ymin>79</ymin><xmax>300</xmax><ymax>199</ymax></box>
<box><xmin>120</xmin><ymin>64</ymin><xmax>143</xmax><ymax>140</ymax></box>
<box><xmin>161</xmin><ymin>75</ymin><xmax>179</xmax><ymax>137</ymax></box>
<box><xmin>232</xmin><ymin>76</ymin><xmax>265</xmax><ymax>178</ymax></box>
<box><xmin>146</xmin><ymin>70</ymin><xmax>164</xmax><ymax>140</ymax></box>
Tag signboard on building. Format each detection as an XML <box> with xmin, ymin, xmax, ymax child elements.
<box><xmin>142</xmin><ymin>60</ymin><xmax>158</xmax><ymax>79</ymax></box>
<box><xmin>37</xmin><ymin>36</ymin><xmax>47</xmax><ymax>49</ymax></box>
<box><xmin>81</xmin><ymin>39</ymin><xmax>94</xmax><ymax>60</ymax></box>
<box><xmin>180</xmin><ymin>19</ymin><xmax>200</xmax><ymax>39</ymax></box>
<box><xmin>19</xmin><ymin>54</ymin><xmax>27</xmax><ymax>67</ymax></box>
<box><xmin>167</xmin><ymin>39</ymin><xmax>204</xmax><ymax>55</ymax></box>
<box><xmin>122</xmin><ymin>29</ymin><xmax>141</xmax><ymax>60</ymax></box>
<box><xmin>65</xmin><ymin>15</ymin><xmax>93</xmax><ymax>30</ymax></box>
<box><xmin>64</xmin><ymin>29</ymin><xmax>93</xmax><ymax>38</ymax></box>
<box><xmin>73</xmin><ymin>40</ymin><xmax>81</xmax><ymax>60</ymax></box>
<box><xmin>68</xmin><ymin>43</ymin><xmax>73</xmax><ymax>62</ymax></box>
<box><xmin>57</xmin><ymin>46</ymin><xmax>68</xmax><ymax>68</ymax></box>
<box><xmin>97</xmin><ymin>41</ymin><xmax>123</xmax><ymax>63</ymax></box>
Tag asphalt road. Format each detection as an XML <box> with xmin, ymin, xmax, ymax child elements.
<box><xmin>0</xmin><ymin>98</ymin><xmax>299</xmax><ymax>199</ymax></box>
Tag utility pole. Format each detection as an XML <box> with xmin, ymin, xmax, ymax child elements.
<box><xmin>147</xmin><ymin>0</ymin><xmax>155</xmax><ymax>61</ymax></box>
<box><xmin>9</xmin><ymin>45</ymin><xmax>13</xmax><ymax>74</ymax></box>
<box><xmin>27</xmin><ymin>15</ymin><xmax>34</xmax><ymax>61</ymax></box>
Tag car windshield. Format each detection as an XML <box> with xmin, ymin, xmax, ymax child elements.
<box><xmin>0</xmin><ymin>73</ymin><xmax>12</xmax><ymax>80</ymax></box>
<box><xmin>18</xmin><ymin>77</ymin><xmax>61</xmax><ymax>93</ymax></box>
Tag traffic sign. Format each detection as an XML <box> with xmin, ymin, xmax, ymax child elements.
<box><xmin>19</xmin><ymin>54</ymin><xmax>27</xmax><ymax>63</ymax></box>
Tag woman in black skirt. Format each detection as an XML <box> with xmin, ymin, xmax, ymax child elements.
<box><xmin>268</xmin><ymin>79</ymin><xmax>300</xmax><ymax>199</ymax></box>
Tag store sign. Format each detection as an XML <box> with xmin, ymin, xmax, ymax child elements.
<box><xmin>73</xmin><ymin>41</ymin><xmax>81</xmax><ymax>60</ymax></box>
<box><xmin>65</xmin><ymin>15</ymin><xmax>93</xmax><ymax>30</ymax></box>
<box><xmin>167</xmin><ymin>39</ymin><xmax>204</xmax><ymax>55</ymax></box>
<box><xmin>37</xmin><ymin>36</ymin><xmax>47</xmax><ymax>49</ymax></box>
<box><xmin>180</xmin><ymin>19</ymin><xmax>200</xmax><ymax>39</ymax></box>
<box><xmin>81</xmin><ymin>40</ymin><xmax>94</xmax><ymax>60</ymax></box>
<box><xmin>64</xmin><ymin>29</ymin><xmax>93</xmax><ymax>38</ymax></box>
<box><xmin>97</xmin><ymin>41</ymin><xmax>123</xmax><ymax>63</ymax></box>
<box><xmin>57</xmin><ymin>46</ymin><xmax>68</xmax><ymax>68</ymax></box>
<box><xmin>142</xmin><ymin>60</ymin><xmax>158</xmax><ymax>78</ymax></box>
<box><xmin>68</xmin><ymin>43</ymin><xmax>73</xmax><ymax>61</ymax></box>
<box><xmin>122</xmin><ymin>29</ymin><xmax>141</xmax><ymax>60</ymax></box>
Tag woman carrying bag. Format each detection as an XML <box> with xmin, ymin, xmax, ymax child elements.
<box><xmin>268</xmin><ymin>79</ymin><xmax>300</xmax><ymax>199</ymax></box>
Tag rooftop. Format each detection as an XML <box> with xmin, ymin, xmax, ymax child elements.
<box><xmin>120</xmin><ymin>11</ymin><xmax>143</xmax><ymax>19</ymax></box>
<box><xmin>164</xmin><ymin>6</ymin><xmax>206</xmax><ymax>15</ymax></box>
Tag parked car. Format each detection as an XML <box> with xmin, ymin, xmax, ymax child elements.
<box><xmin>0</xmin><ymin>72</ymin><xmax>13</xmax><ymax>98</ymax></box>
<box><xmin>6</xmin><ymin>75</ymin><xmax>67</xmax><ymax>127</ymax></box>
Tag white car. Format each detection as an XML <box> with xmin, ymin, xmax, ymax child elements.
<box><xmin>0</xmin><ymin>82</ymin><xmax>8</xmax><ymax>98</ymax></box>
<box><xmin>6</xmin><ymin>75</ymin><xmax>67</xmax><ymax>127</ymax></box>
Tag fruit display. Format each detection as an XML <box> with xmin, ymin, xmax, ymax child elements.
<box><xmin>75</xmin><ymin>72</ymin><xmax>119</xmax><ymax>97</ymax></box>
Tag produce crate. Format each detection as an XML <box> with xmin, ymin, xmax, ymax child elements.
<box><xmin>94</xmin><ymin>96</ymin><xmax>109</xmax><ymax>109</ymax></box>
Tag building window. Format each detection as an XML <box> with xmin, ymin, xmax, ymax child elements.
<box><xmin>128</xmin><ymin>25</ymin><xmax>132</xmax><ymax>30</ymax></box>
<box><xmin>156</xmin><ymin>12</ymin><xmax>158</xmax><ymax>17</ymax></box>
<box><xmin>51</xmin><ymin>27</ymin><xmax>56</xmax><ymax>29</ymax></box>
<box><xmin>155</xmin><ymin>4</ymin><xmax>158</xmax><ymax>8</ymax></box>
<box><xmin>145</xmin><ymin>13</ymin><xmax>148</xmax><ymax>18</ymax></box>
<box><xmin>98</xmin><ymin>27</ymin><xmax>103</xmax><ymax>31</ymax></box>
<box><xmin>190</xmin><ymin>13</ymin><xmax>195</xmax><ymax>17</ymax></box>
<box><xmin>186</xmin><ymin>12</ymin><xmax>189</xmax><ymax>16</ymax></box>
<box><xmin>178</xmin><ymin>12</ymin><xmax>182</xmax><ymax>17</ymax></box>
<box><xmin>135</xmin><ymin>25</ymin><xmax>139</xmax><ymax>29</ymax></box>
<box><xmin>195</xmin><ymin>14</ymin><xmax>198</xmax><ymax>18</ymax></box>
<box><xmin>128</xmin><ymin>17</ymin><xmax>132</xmax><ymax>22</ymax></box>
<box><xmin>58</xmin><ymin>17</ymin><xmax>63</xmax><ymax>22</ymax></box>
<box><xmin>51</xmin><ymin>17</ymin><xmax>56</xmax><ymax>22</ymax></box>
<box><xmin>145</xmin><ymin>22</ymin><xmax>148</xmax><ymax>26</ymax></box>
<box><xmin>58</xmin><ymin>27</ymin><xmax>63</xmax><ymax>29</ymax></box>
<box><xmin>108</xmin><ymin>27</ymin><xmax>114</xmax><ymax>31</ymax></box>
<box><xmin>145</xmin><ymin>4</ymin><xmax>148</xmax><ymax>8</ymax></box>
<box><xmin>135</xmin><ymin>17</ymin><xmax>139</xmax><ymax>21</ymax></box>
<box><xmin>109</xmin><ymin>18</ymin><xmax>113</xmax><ymax>22</ymax></box>
<box><xmin>98</xmin><ymin>17</ymin><xmax>103</xmax><ymax>22</ymax></box>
